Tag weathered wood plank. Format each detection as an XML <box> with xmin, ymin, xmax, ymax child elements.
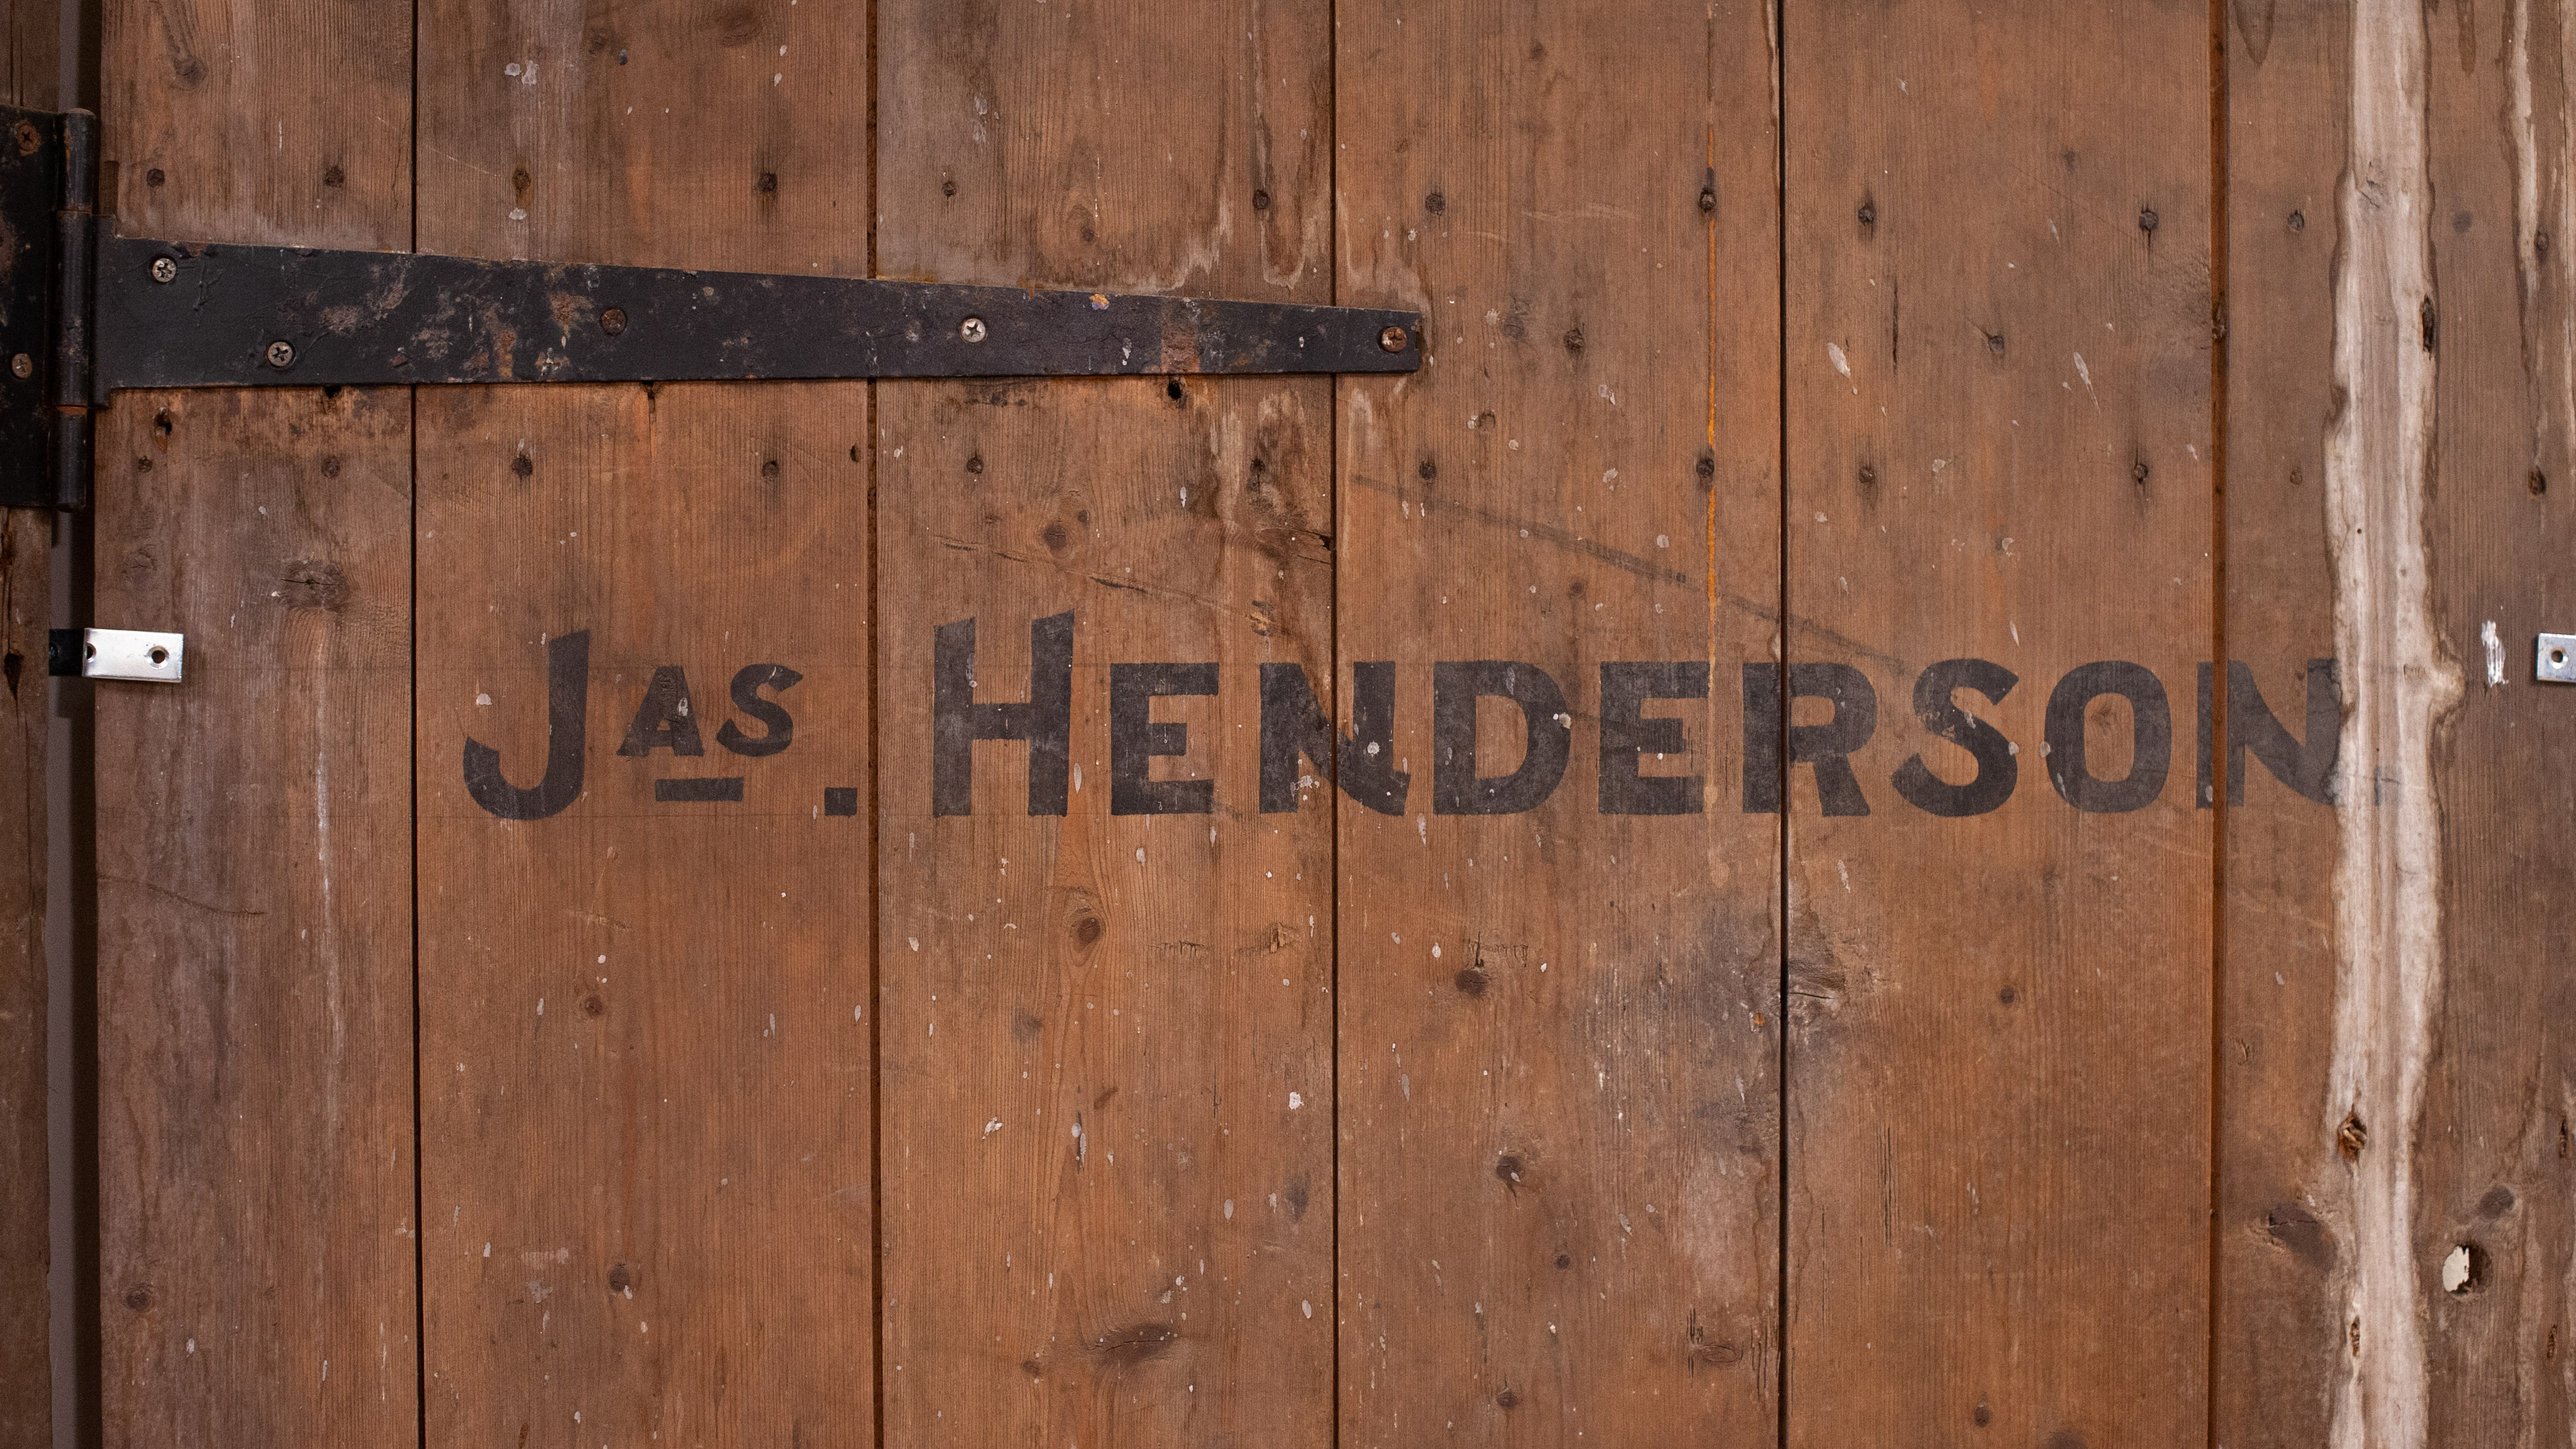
<box><xmin>0</xmin><ymin>5</ymin><xmax>59</xmax><ymax>1433</ymax></box>
<box><xmin>0</xmin><ymin>504</ymin><xmax>48</xmax><ymax>1449</ymax></box>
<box><xmin>2415</xmin><ymin>3</ymin><xmax>2576</xmax><ymax>1437</ymax></box>
<box><xmin>2222</xmin><ymin>1</ymin><xmax>2576</xmax><ymax>1441</ymax></box>
<box><xmin>873</xmin><ymin>5</ymin><xmax>1336</xmax><ymax>1446</ymax></box>
<box><xmin>412</xmin><ymin>3</ymin><xmax>873</xmax><ymax>1441</ymax></box>
<box><xmin>1781</xmin><ymin>4</ymin><xmax>2215</xmax><ymax>1443</ymax></box>
<box><xmin>1333</xmin><ymin>4</ymin><xmax>1783</xmax><ymax>1444</ymax></box>
<box><xmin>94</xmin><ymin>0</ymin><xmax>416</xmax><ymax>1438</ymax></box>
<box><xmin>2214</xmin><ymin>3</ymin><xmax>2350</xmax><ymax>1443</ymax></box>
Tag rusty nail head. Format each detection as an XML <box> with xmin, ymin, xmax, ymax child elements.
<box><xmin>959</xmin><ymin>316</ymin><xmax>988</xmax><ymax>344</ymax></box>
<box><xmin>600</xmin><ymin>307</ymin><xmax>628</xmax><ymax>336</ymax></box>
<box><xmin>7</xmin><ymin>354</ymin><xmax>27</xmax><ymax>380</ymax></box>
<box><xmin>266</xmin><ymin>340</ymin><xmax>296</xmax><ymax>369</ymax></box>
<box><xmin>150</xmin><ymin>257</ymin><xmax>177</xmax><ymax>283</ymax></box>
<box><xmin>1379</xmin><ymin>325</ymin><xmax>1409</xmax><ymax>354</ymax></box>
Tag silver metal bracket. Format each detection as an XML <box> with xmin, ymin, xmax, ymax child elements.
<box><xmin>2538</xmin><ymin>633</ymin><xmax>2576</xmax><ymax>684</ymax></box>
<box><xmin>47</xmin><ymin>626</ymin><xmax>184</xmax><ymax>682</ymax></box>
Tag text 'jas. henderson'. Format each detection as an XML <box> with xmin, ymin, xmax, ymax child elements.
<box><xmin>935</xmin><ymin>613</ymin><xmax>2341</xmax><ymax>819</ymax></box>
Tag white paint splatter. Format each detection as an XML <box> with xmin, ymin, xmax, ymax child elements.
<box><xmin>2482</xmin><ymin>621</ymin><xmax>2504</xmax><ymax>687</ymax></box>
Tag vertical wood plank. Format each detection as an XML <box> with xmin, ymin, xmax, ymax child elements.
<box><xmin>0</xmin><ymin>34</ymin><xmax>56</xmax><ymax>1445</ymax></box>
<box><xmin>0</xmin><ymin>505</ymin><xmax>48</xmax><ymax>1449</ymax></box>
<box><xmin>873</xmin><ymin>6</ymin><xmax>1337</xmax><ymax>1447</ymax></box>
<box><xmin>2215</xmin><ymin>3</ymin><xmax>2349</xmax><ymax>1443</ymax></box>
<box><xmin>1333</xmin><ymin>4</ymin><xmax>1784</xmax><ymax>1445</ymax></box>
<box><xmin>2409</xmin><ymin>2</ymin><xmax>2576</xmax><ymax>1437</ymax></box>
<box><xmin>412</xmin><ymin>3</ymin><xmax>872</xmax><ymax>1443</ymax></box>
<box><xmin>0</xmin><ymin>5</ymin><xmax>58</xmax><ymax>1407</ymax></box>
<box><xmin>2222</xmin><ymin>1</ymin><xmax>2576</xmax><ymax>1440</ymax></box>
<box><xmin>1781</xmin><ymin>4</ymin><xmax>2214</xmax><ymax>1443</ymax></box>
<box><xmin>94</xmin><ymin>0</ymin><xmax>416</xmax><ymax>1439</ymax></box>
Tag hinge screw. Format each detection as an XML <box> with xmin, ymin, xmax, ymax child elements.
<box><xmin>265</xmin><ymin>340</ymin><xmax>296</xmax><ymax>369</ymax></box>
<box><xmin>959</xmin><ymin>316</ymin><xmax>987</xmax><ymax>344</ymax></box>
<box><xmin>149</xmin><ymin>257</ymin><xmax>177</xmax><ymax>284</ymax></box>
<box><xmin>1379</xmin><ymin>325</ymin><xmax>1410</xmax><ymax>354</ymax></box>
<box><xmin>7</xmin><ymin>354</ymin><xmax>28</xmax><ymax>380</ymax></box>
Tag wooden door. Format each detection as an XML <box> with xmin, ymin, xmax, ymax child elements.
<box><xmin>6</xmin><ymin>1</ymin><xmax>2565</xmax><ymax>1446</ymax></box>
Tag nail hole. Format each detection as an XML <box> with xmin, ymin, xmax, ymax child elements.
<box><xmin>1166</xmin><ymin>379</ymin><xmax>1184</xmax><ymax>401</ymax></box>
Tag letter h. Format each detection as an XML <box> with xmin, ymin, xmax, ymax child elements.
<box><xmin>933</xmin><ymin>613</ymin><xmax>1074</xmax><ymax>816</ymax></box>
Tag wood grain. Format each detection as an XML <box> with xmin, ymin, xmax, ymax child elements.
<box><xmin>412</xmin><ymin>0</ymin><xmax>872</xmax><ymax>1441</ymax></box>
<box><xmin>0</xmin><ymin>505</ymin><xmax>48</xmax><ymax>1449</ymax></box>
<box><xmin>2222</xmin><ymin>2</ymin><xmax>2576</xmax><ymax>1441</ymax></box>
<box><xmin>2415</xmin><ymin>5</ymin><xmax>2576</xmax><ymax>1438</ymax></box>
<box><xmin>93</xmin><ymin>388</ymin><xmax>418</xmax><ymax>1444</ymax></box>
<box><xmin>2214</xmin><ymin>3</ymin><xmax>2351</xmax><ymax>1443</ymax></box>
<box><xmin>1781</xmin><ymin>4</ymin><xmax>2214</xmax><ymax>1443</ymax></box>
<box><xmin>874</xmin><ymin>5</ymin><xmax>1336</xmax><ymax>1447</ymax></box>
<box><xmin>1333</xmin><ymin>4</ymin><xmax>1783</xmax><ymax>1445</ymax></box>
<box><xmin>95</xmin><ymin>0</ymin><xmax>416</xmax><ymax>1438</ymax></box>
<box><xmin>0</xmin><ymin>14</ymin><xmax>58</xmax><ymax>1439</ymax></box>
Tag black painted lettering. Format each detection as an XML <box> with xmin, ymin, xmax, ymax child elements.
<box><xmin>716</xmin><ymin>662</ymin><xmax>802</xmax><ymax>757</ymax></box>
<box><xmin>1111</xmin><ymin>662</ymin><xmax>1218</xmax><ymax>815</ymax></box>
<box><xmin>1259</xmin><ymin>661</ymin><xmax>1410</xmax><ymax>814</ymax></box>
<box><xmin>1889</xmin><ymin>658</ymin><xmax>2019</xmax><ymax>817</ymax></box>
<box><xmin>1741</xmin><ymin>662</ymin><xmax>1877</xmax><ymax>816</ymax></box>
<box><xmin>463</xmin><ymin>630</ymin><xmax>590</xmax><ymax>821</ymax></box>
<box><xmin>618</xmin><ymin>665</ymin><xmax>706</xmax><ymax>757</ymax></box>
<box><xmin>2198</xmin><ymin>659</ymin><xmax>2340</xmax><ymax>807</ymax></box>
<box><xmin>2046</xmin><ymin>661</ymin><xmax>2171</xmax><ymax>812</ymax></box>
<box><xmin>1599</xmin><ymin>661</ymin><xmax>1707</xmax><ymax>815</ymax></box>
<box><xmin>933</xmin><ymin>612</ymin><xmax>1074</xmax><ymax>816</ymax></box>
<box><xmin>1259</xmin><ymin>663</ymin><xmax>1331</xmax><ymax>813</ymax></box>
<box><xmin>1432</xmin><ymin>661</ymin><xmax>1570</xmax><ymax>815</ymax></box>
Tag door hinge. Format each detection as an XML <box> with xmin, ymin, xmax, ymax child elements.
<box><xmin>0</xmin><ymin>103</ymin><xmax>1421</xmax><ymax>511</ymax></box>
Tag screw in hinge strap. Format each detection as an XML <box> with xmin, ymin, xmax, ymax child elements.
<box><xmin>7</xmin><ymin>354</ymin><xmax>27</xmax><ymax>379</ymax></box>
<box><xmin>959</xmin><ymin>316</ymin><xmax>987</xmax><ymax>344</ymax></box>
<box><xmin>149</xmin><ymin>256</ymin><xmax>176</xmax><ymax>283</ymax></box>
<box><xmin>265</xmin><ymin>340</ymin><xmax>296</xmax><ymax>368</ymax></box>
<box><xmin>1379</xmin><ymin>326</ymin><xmax>1410</xmax><ymax>354</ymax></box>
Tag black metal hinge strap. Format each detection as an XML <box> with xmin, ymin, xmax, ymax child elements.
<box><xmin>50</xmin><ymin>111</ymin><xmax>95</xmax><ymax>510</ymax></box>
<box><xmin>0</xmin><ymin>101</ymin><xmax>1421</xmax><ymax>509</ymax></box>
<box><xmin>94</xmin><ymin>240</ymin><xmax>1419</xmax><ymax>390</ymax></box>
